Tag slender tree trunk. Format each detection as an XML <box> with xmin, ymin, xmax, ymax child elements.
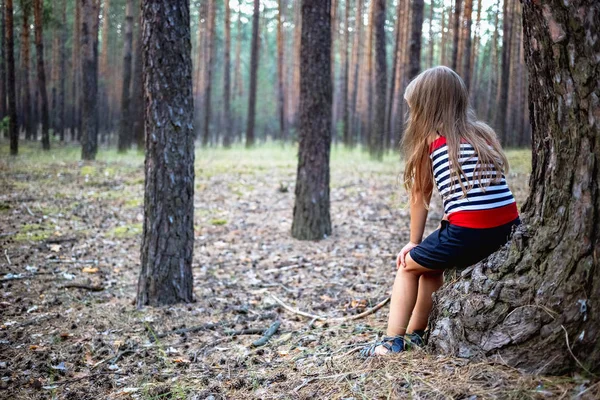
<box><xmin>33</xmin><ymin>0</ymin><xmax>50</xmax><ymax>150</ymax></box>
<box><xmin>469</xmin><ymin>0</ymin><xmax>481</xmax><ymax>96</ymax></box>
<box><xmin>51</xmin><ymin>0</ymin><xmax>59</xmax><ymax>132</ymax></box>
<box><xmin>81</xmin><ymin>0</ymin><xmax>100</xmax><ymax>160</ymax></box>
<box><xmin>202</xmin><ymin>0</ymin><xmax>215</xmax><ymax>147</ymax></box>
<box><xmin>233</xmin><ymin>0</ymin><xmax>243</xmax><ymax>99</ymax></box>
<box><xmin>222</xmin><ymin>0</ymin><xmax>232</xmax><ymax>147</ymax></box>
<box><xmin>451</xmin><ymin>0</ymin><xmax>462</xmax><ymax>71</ymax></box>
<box><xmin>137</xmin><ymin>0</ymin><xmax>195</xmax><ymax>307</ymax></box>
<box><xmin>131</xmin><ymin>1</ymin><xmax>144</xmax><ymax>151</ymax></box>
<box><xmin>428</xmin><ymin>0</ymin><xmax>435</xmax><ymax>68</ymax></box>
<box><xmin>0</xmin><ymin>0</ymin><xmax>6</xmax><ymax>123</ymax></box>
<box><xmin>485</xmin><ymin>0</ymin><xmax>500</xmax><ymax>122</ymax></box>
<box><xmin>118</xmin><ymin>0</ymin><xmax>134</xmax><ymax>152</ymax></box>
<box><xmin>430</xmin><ymin>0</ymin><xmax>600</xmax><ymax>374</ymax></box>
<box><xmin>245</xmin><ymin>0</ymin><xmax>260</xmax><ymax>148</ymax></box>
<box><xmin>72</xmin><ymin>0</ymin><xmax>81</xmax><ymax>141</ymax></box>
<box><xmin>371</xmin><ymin>0</ymin><xmax>386</xmax><ymax>160</ymax></box>
<box><xmin>54</xmin><ymin>0</ymin><xmax>66</xmax><ymax>141</ymax></box>
<box><xmin>440</xmin><ymin>4</ymin><xmax>447</xmax><ymax>65</ymax></box>
<box><xmin>408</xmin><ymin>0</ymin><xmax>425</xmax><ymax>80</ymax></box>
<box><xmin>341</xmin><ymin>0</ymin><xmax>351</xmax><ymax>147</ymax></box>
<box><xmin>99</xmin><ymin>0</ymin><xmax>110</xmax><ymax>136</ymax></box>
<box><xmin>392</xmin><ymin>0</ymin><xmax>411</xmax><ymax>144</ymax></box>
<box><xmin>461</xmin><ymin>0</ymin><xmax>473</xmax><ymax>89</ymax></box>
<box><xmin>292</xmin><ymin>0</ymin><xmax>332</xmax><ymax>241</ymax></box>
<box><xmin>276</xmin><ymin>0</ymin><xmax>286</xmax><ymax>142</ymax></box>
<box><xmin>20</xmin><ymin>0</ymin><xmax>32</xmax><ymax>141</ymax></box>
<box><xmin>348</xmin><ymin>0</ymin><xmax>363</xmax><ymax>147</ymax></box>
<box><xmin>495</xmin><ymin>0</ymin><xmax>512</xmax><ymax>143</ymax></box>
<box><xmin>385</xmin><ymin>0</ymin><xmax>402</xmax><ymax>148</ymax></box>
<box><xmin>290</xmin><ymin>0</ymin><xmax>301</xmax><ymax>131</ymax></box>
<box><xmin>6</xmin><ymin>0</ymin><xmax>16</xmax><ymax>154</ymax></box>
<box><xmin>363</xmin><ymin>0</ymin><xmax>374</xmax><ymax>149</ymax></box>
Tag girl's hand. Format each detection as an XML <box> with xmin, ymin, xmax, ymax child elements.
<box><xmin>396</xmin><ymin>241</ymin><xmax>420</xmax><ymax>269</ymax></box>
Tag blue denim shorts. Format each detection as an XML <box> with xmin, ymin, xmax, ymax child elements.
<box><xmin>409</xmin><ymin>218</ymin><xmax>520</xmax><ymax>270</ymax></box>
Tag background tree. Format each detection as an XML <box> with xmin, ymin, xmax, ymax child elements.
<box><xmin>131</xmin><ymin>2</ymin><xmax>144</xmax><ymax>150</ymax></box>
<box><xmin>0</xmin><ymin>0</ymin><xmax>6</xmax><ymax>125</ymax></box>
<box><xmin>408</xmin><ymin>0</ymin><xmax>424</xmax><ymax>80</ymax></box>
<box><xmin>245</xmin><ymin>0</ymin><xmax>260</xmax><ymax>148</ymax></box>
<box><xmin>33</xmin><ymin>0</ymin><xmax>50</xmax><ymax>150</ymax></box>
<box><xmin>291</xmin><ymin>0</ymin><xmax>332</xmax><ymax>241</ymax></box>
<box><xmin>20</xmin><ymin>0</ymin><xmax>32</xmax><ymax>141</ymax></box>
<box><xmin>201</xmin><ymin>0</ymin><xmax>215</xmax><ymax>147</ymax></box>
<box><xmin>371</xmin><ymin>0</ymin><xmax>386</xmax><ymax>159</ymax></box>
<box><xmin>276</xmin><ymin>0</ymin><xmax>286</xmax><ymax>142</ymax></box>
<box><xmin>81</xmin><ymin>0</ymin><xmax>100</xmax><ymax>160</ymax></box>
<box><xmin>6</xmin><ymin>0</ymin><xmax>16</xmax><ymax>154</ymax></box>
<box><xmin>222</xmin><ymin>0</ymin><xmax>232</xmax><ymax>147</ymax></box>
<box><xmin>430</xmin><ymin>0</ymin><xmax>600</xmax><ymax>374</ymax></box>
<box><xmin>451</xmin><ymin>0</ymin><xmax>462</xmax><ymax>71</ymax></box>
<box><xmin>72</xmin><ymin>0</ymin><xmax>82</xmax><ymax>140</ymax></box>
<box><xmin>137</xmin><ymin>0</ymin><xmax>195</xmax><ymax>307</ymax></box>
<box><xmin>118</xmin><ymin>0</ymin><xmax>134</xmax><ymax>152</ymax></box>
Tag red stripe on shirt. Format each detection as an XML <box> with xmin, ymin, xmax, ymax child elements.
<box><xmin>448</xmin><ymin>203</ymin><xmax>519</xmax><ymax>229</ymax></box>
<box><xmin>429</xmin><ymin>137</ymin><xmax>447</xmax><ymax>153</ymax></box>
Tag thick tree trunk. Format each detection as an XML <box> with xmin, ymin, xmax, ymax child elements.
<box><xmin>245</xmin><ymin>0</ymin><xmax>260</xmax><ymax>148</ymax></box>
<box><xmin>81</xmin><ymin>0</ymin><xmax>100</xmax><ymax>160</ymax></box>
<box><xmin>408</xmin><ymin>0</ymin><xmax>424</xmax><ymax>80</ymax></box>
<box><xmin>371</xmin><ymin>0</ymin><xmax>386</xmax><ymax>160</ymax></box>
<box><xmin>33</xmin><ymin>0</ymin><xmax>50</xmax><ymax>150</ymax></box>
<box><xmin>201</xmin><ymin>0</ymin><xmax>215</xmax><ymax>147</ymax></box>
<box><xmin>6</xmin><ymin>0</ymin><xmax>16</xmax><ymax>154</ymax></box>
<box><xmin>222</xmin><ymin>0</ymin><xmax>232</xmax><ymax>147</ymax></box>
<box><xmin>429</xmin><ymin>0</ymin><xmax>600</xmax><ymax>374</ymax></box>
<box><xmin>20</xmin><ymin>1</ymin><xmax>32</xmax><ymax>141</ymax></box>
<box><xmin>276</xmin><ymin>0</ymin><xmax>286</xmax><ymax>142</ymax></box>
<box><xmin>450</xmin><ymin>0</ymin><xmax>461</xmax><ymax>71</ymax></box>
<box><xmin>117</xmin><ymin>0</ymin><xmax>134</xmax><ymax>152</ymax></box>
<box><xmin>460</xmin><ymin>0</ymin><xmax>473</xmax><ymax>89</ymax></box>
<box><xmin>136</xmin><ymin>0</ymin><xmax>195</xmax><ymax>307</ymax></box>
<box><xmin>291</xmin><ymin>0</ymin><xmax>332</xmax><ymax>241</ymax></box>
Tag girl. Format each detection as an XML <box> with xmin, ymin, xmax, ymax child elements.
<box><xmin>361</xmin><ymin>66</ymin><xmax>520</xmax><ymax>357</ymax></box>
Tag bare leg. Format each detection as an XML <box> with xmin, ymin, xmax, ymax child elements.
<box><xmin>407</xmin><ymin>271</ymin><xmax>444</xmax><ymax>333</ymax></box>
<box><xmin>372</xmin><ymin>254</ymin><xmax>433</xmax><ymax>355</ymax></box>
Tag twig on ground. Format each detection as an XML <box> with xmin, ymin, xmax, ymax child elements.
<box><xmin>60</xmin><ymin>283</ymin><xmax>105</xmax><ymax>292</ymax></box>
<box><xmin>48</xmin><ymin>259</ymin><xmax>97</xmax><ymax>265</ymax></box>
<box><xmin>4</xmin><ymin>250</ymin><xmax>10</xmax><ymax>265</ymax></box>
<box><xmin>293</xmin><ymin>372</ymin><xmax>359</xmax><ymax>392</ymax></box>
<box><xmin>271</xmin><ymin>294</ymin><xmax>391</xmax><ymax>324</ymax></box>
<box><xmin>50</xmin><ymin>372</ymin><xmax>128</xmax><ymax>386</ymax></box>
<box><xmin>263</xmin><ymin>264</ymin><xmax>310</xmax><ymax>274</ymax></box>
<box><xmin>251</xmin><ymin>321</ymin><xmax>281</xmax><ymax>347</ymax></box>
<box><xmin>0</xmin><ymin>232</ymin><xmax>16</xmax><ymax>238</ymax></box>
<box><xmin>45</xmin><ymin>237</ymin><xmax>78</xmax><ymax>244</ymax></box>
<box><xmin>23</xmin><ymin>204</ymin><xmax>35</xmax><ymax>216</ymax></box>
<box><xmin>91</xmin><ymin>349</ymin><xmax>136</xmax><ymax>370</ymax></box>
<box><xmin>153</xmin><ymin>322</ymin><xmax>235</xmax><ymax>341</ymax></box>
<box><xmin>17</xmin><ymin>314</ymin><xmax>54</xmax><ymax>328</ymax></box>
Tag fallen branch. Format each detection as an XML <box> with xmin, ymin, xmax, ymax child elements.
<box><xmin>48</xmin><ymin>259</ymin><xmax>97</xmax><ymax>265</ymax></box>
<box><xmin>49</xmin><ymin>371</ymin><xmax>128</xmax><ymax>386</ymax></box>
<box><xmin>271</xmin><ymin>294</ymin><xmax>391</xmax><ymax>324</ymax></box>
<box><xmin>60</xmin><ymin>283</ymin><xmax>105</xmax><ymax>292</ymax></box>
<box><xmin>251</xmin><ymin>321</ymin><xmax>281</xmax><ymax>347</ymax></box>
<box><xmin>152</xmin><ymin>322</ymin><xmax>230</xmax><ymax>341</ymax></box>
<box><xmin>263</xmin><ymin>264</ymin><xmax>310</xmax><ymax>274</ymax></box>
<box><xmin>23</xmin><ymin>204</ymin><xmax>35</xmax><ymax>216</ymax></box>
<box><xmin>4</xmin><ymin>250</ymin><xmax>10</xmax><ymax>265</ymax></box>
<box><xmin>0</xmin><ymin>232</ymin><xmax>16</xmax><ymax>238</ymax></box>
<box><xmin>91</xmin><ymin>349</ymin><xmax>136</xmax><ymax>370</ymax></box>
<box><xmin>45</xmin><ymin>237</ymin><xmax>78</xmax><ymax>244</ymax></box>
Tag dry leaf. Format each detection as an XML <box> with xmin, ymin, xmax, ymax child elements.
<box><xmin>82</xmin><ymin>267</ymin><xmax>99</xmax><ymax>274</ymax></box>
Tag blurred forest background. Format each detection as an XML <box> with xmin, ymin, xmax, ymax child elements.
<box><xmin>0</xmin><ymin>0</ymin><xmax>529</xmax><ymax>154</ymax></box>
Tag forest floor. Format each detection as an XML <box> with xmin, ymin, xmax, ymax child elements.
<box><xmin>0</xmin><ymin>141</ymin><xmax>598</xmax><ymax>400</ymax></box>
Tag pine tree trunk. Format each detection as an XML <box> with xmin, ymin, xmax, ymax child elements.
<box><xmin>72</xmin><ymin>0</ymin><xmax>81</xmax><ymax>141</ymax></box>
<box><xmin>364</xmin><ymin>0</ymin><xmax>374</xmax><ymax>149</ymax></box>
<box><xmin>55</xmin><ymin>0</ymin><xmax>66</xmax><ymax>141</ymax></box>
<box><xmin>245</xmin><ymin>0</ymin><xmax>260</xmax><ymax>148</ymax></box>
<box><xmin>202</xmin><ymin>0</ymin><xmax>215</xmax><ymax>147</ymax></box>
<box><xmin>137</xmin><ymin>0</ymin><xmax>195</xmax><ymax>307</ymax></box>
<box><xmin>99</xmin><ymin>0</ymin><xmax>111</xmax><ymax>136</ymax></box>
<box><xmin>408</xmin><ymin>0</ymin><xmax>424</xmax><ymax>80</ymax></box>
<box><xmin>33</xmin><ymin>0</ymin><xmax>50</xmax><ymax>150</ymax></box>
<box><xmin>385</xmin><ymin>0</ymin><xmax>402</xmax><ymax>147</ymax></box>
<box><xmin>291</xmin><ymin>0</ymin><xmax>332</xmax><ymax>241</ymax></box>
<box><xmin>371</xmin><ymin>0</ymin><xmax>386</xmax><ymax>160</ymax></box>
<box><xmin>51</xmin><ymin>0</ymin><xmax>59</xmax><ymax>132</ymax></box>
<box><xmin>20</xmin><ymin>1</ymin><xmax>32</xmax><ymax>141</ymax></box>
<box><xmin>429</xmin><ymin>0</ymin><xmax>600</xmax><ymax>374</ymax></box>
<box><xmin>495</xmin><ymin>0</ymin><xmax>512</xmax><ymax>143</ymax></box>
<box><xmin>348</xmin><ymin>0</ymin><xmax>363</xmax><ymax>147</ymax></box>
<box><xmin>0</xmin><ymin>0</ymin><xmax>6</xmax><ymax>123</ymax></box>
<box><xmin>6</xmin><ymin>0</ymin><xmax>16</xmax><ymax>154</ymax></box>
<box><xmin>341</xmin><ymin>0</ymin><xmax>350</xmax><ymax>147</ymax></box>
<box><xmin>440</xmin><ymin>4</ymin><xmax>447</xmax><ymax>65</ymax></box>
<box><xmin>81</xmin><ymin>0</ymin><xmax>100</xmax><ymax>160</ymax></box>
<box><xmin>222</xmin><ymin>0</ymin><xmax>232</xmax><ymax>147</ymax></box>
<box><xmin>469</xmin><ymin>0</ymin><xmax>481</xmax><ymax>96</ymax></box>
<box><xmin>131</xmin><ymin>1</ymin><xmax>144</xmax><ymax>151</ymax></box>
<box><xmin>118</xmin><ymin>0</ymin><xmax>134</xmax><ymax>152</ymax></box>
<box><xmin>451</xmin><ymin>0</ymin><xmax>461</xmax><ymax>71</ymax></box>
<box><xmin>461</xmin><ymin>0</ymin><xmax>473</xmax><ymax>89</ymax></box>
<box><xmin>290</xmin><ymin>0</ymin><xmax>301</xmax><ymax>131</ymax></box>
<box><xmin>276</xmin><ymin>0</ymin><xmax>286</xmax><ymax>142</ymax></box>
<box><xmin>485</xmin><ymin>0</ymin><xmax>500</xmax><ymax>122</ymax></box>
<box><xmin>428</xmin><ymin>0</ymin><xmax>434</xmax><ymax>68</ymax></box>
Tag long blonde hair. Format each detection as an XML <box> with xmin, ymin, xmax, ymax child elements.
<box><xmin>401</xmin><ymin>66</ymin><xmax>508</xmax><ymax>205</ymax></box>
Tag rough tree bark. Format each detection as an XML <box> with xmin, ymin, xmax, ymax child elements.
<box><xmin>6</xmin><ymin>0</ymin><xmax>17</xmax><ymax>154</ymax></box>
<box><xmin>81</xmin><ymin>0</ymin><xmax>100</xmax><ymax>160</ymax></box>
<box><xmin>429</xmin><ymin>0</ymin><xmax>600</xmax><ymax>374</ymax></box>
<box><xmin>222</xmin><ymin>0</ymin><xmax>232</xmax><ymax>147</ymax></box>
<box><xmin>276</xmin><ymin>0</ymin><xmax>286</xmax><ymax>142</ymax></box>
<box><xmin>408</xmin><ymin>0</ymin><xmax>424</xmax><ymax>80</ymax></box>
<box><xmin>136</xmin><ymin>0</ymin><xmax>195</xmax><ymax>307</ymax></box>
<box><xmin>0</xmin><ymin>0</ymin><xmax>6</xmax><ymax>123</ymax></box>
<box><xmin>460</xmin><ymin>0</ymin><xmax>473</xmax><ymax>89</ymax></box>
<box><xmin>117</xmin><ymin>0</ymin><xmax>134</xmax><ymax>152</ymax></box>
<box><xmin>201</xmin><ymin>0</ymin><xmax>215</xmax><ymax>147</ymax></box>
<box><xmin>371</xmin><ymin>0</ymin><xmax>386</xmax><ymax>160</ymax></box>
<box><xmin>245</xmin><ymin>0</ymin><xmax>260</xmax><ymax>148</ymax></box>
<box><xmin>33</xmin><ymin>0</ymin><xmax>50</xmax><ymax>150</ymax></box>
<box><xmin>291</xmin><ymin>0</ymin><xmax>332</xmax><ymax>241</ymax></box>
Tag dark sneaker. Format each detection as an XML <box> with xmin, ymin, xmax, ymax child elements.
<box><xmin>360</xmin><ymin>335</ymin><xmax>405</xmax><ymax>358</ymax></box>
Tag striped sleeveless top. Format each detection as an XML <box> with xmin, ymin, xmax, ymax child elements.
<box><xmin>430</xmin><ymin>136</ymin><xmax>518</xmax><ymax>229</ymax></box>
